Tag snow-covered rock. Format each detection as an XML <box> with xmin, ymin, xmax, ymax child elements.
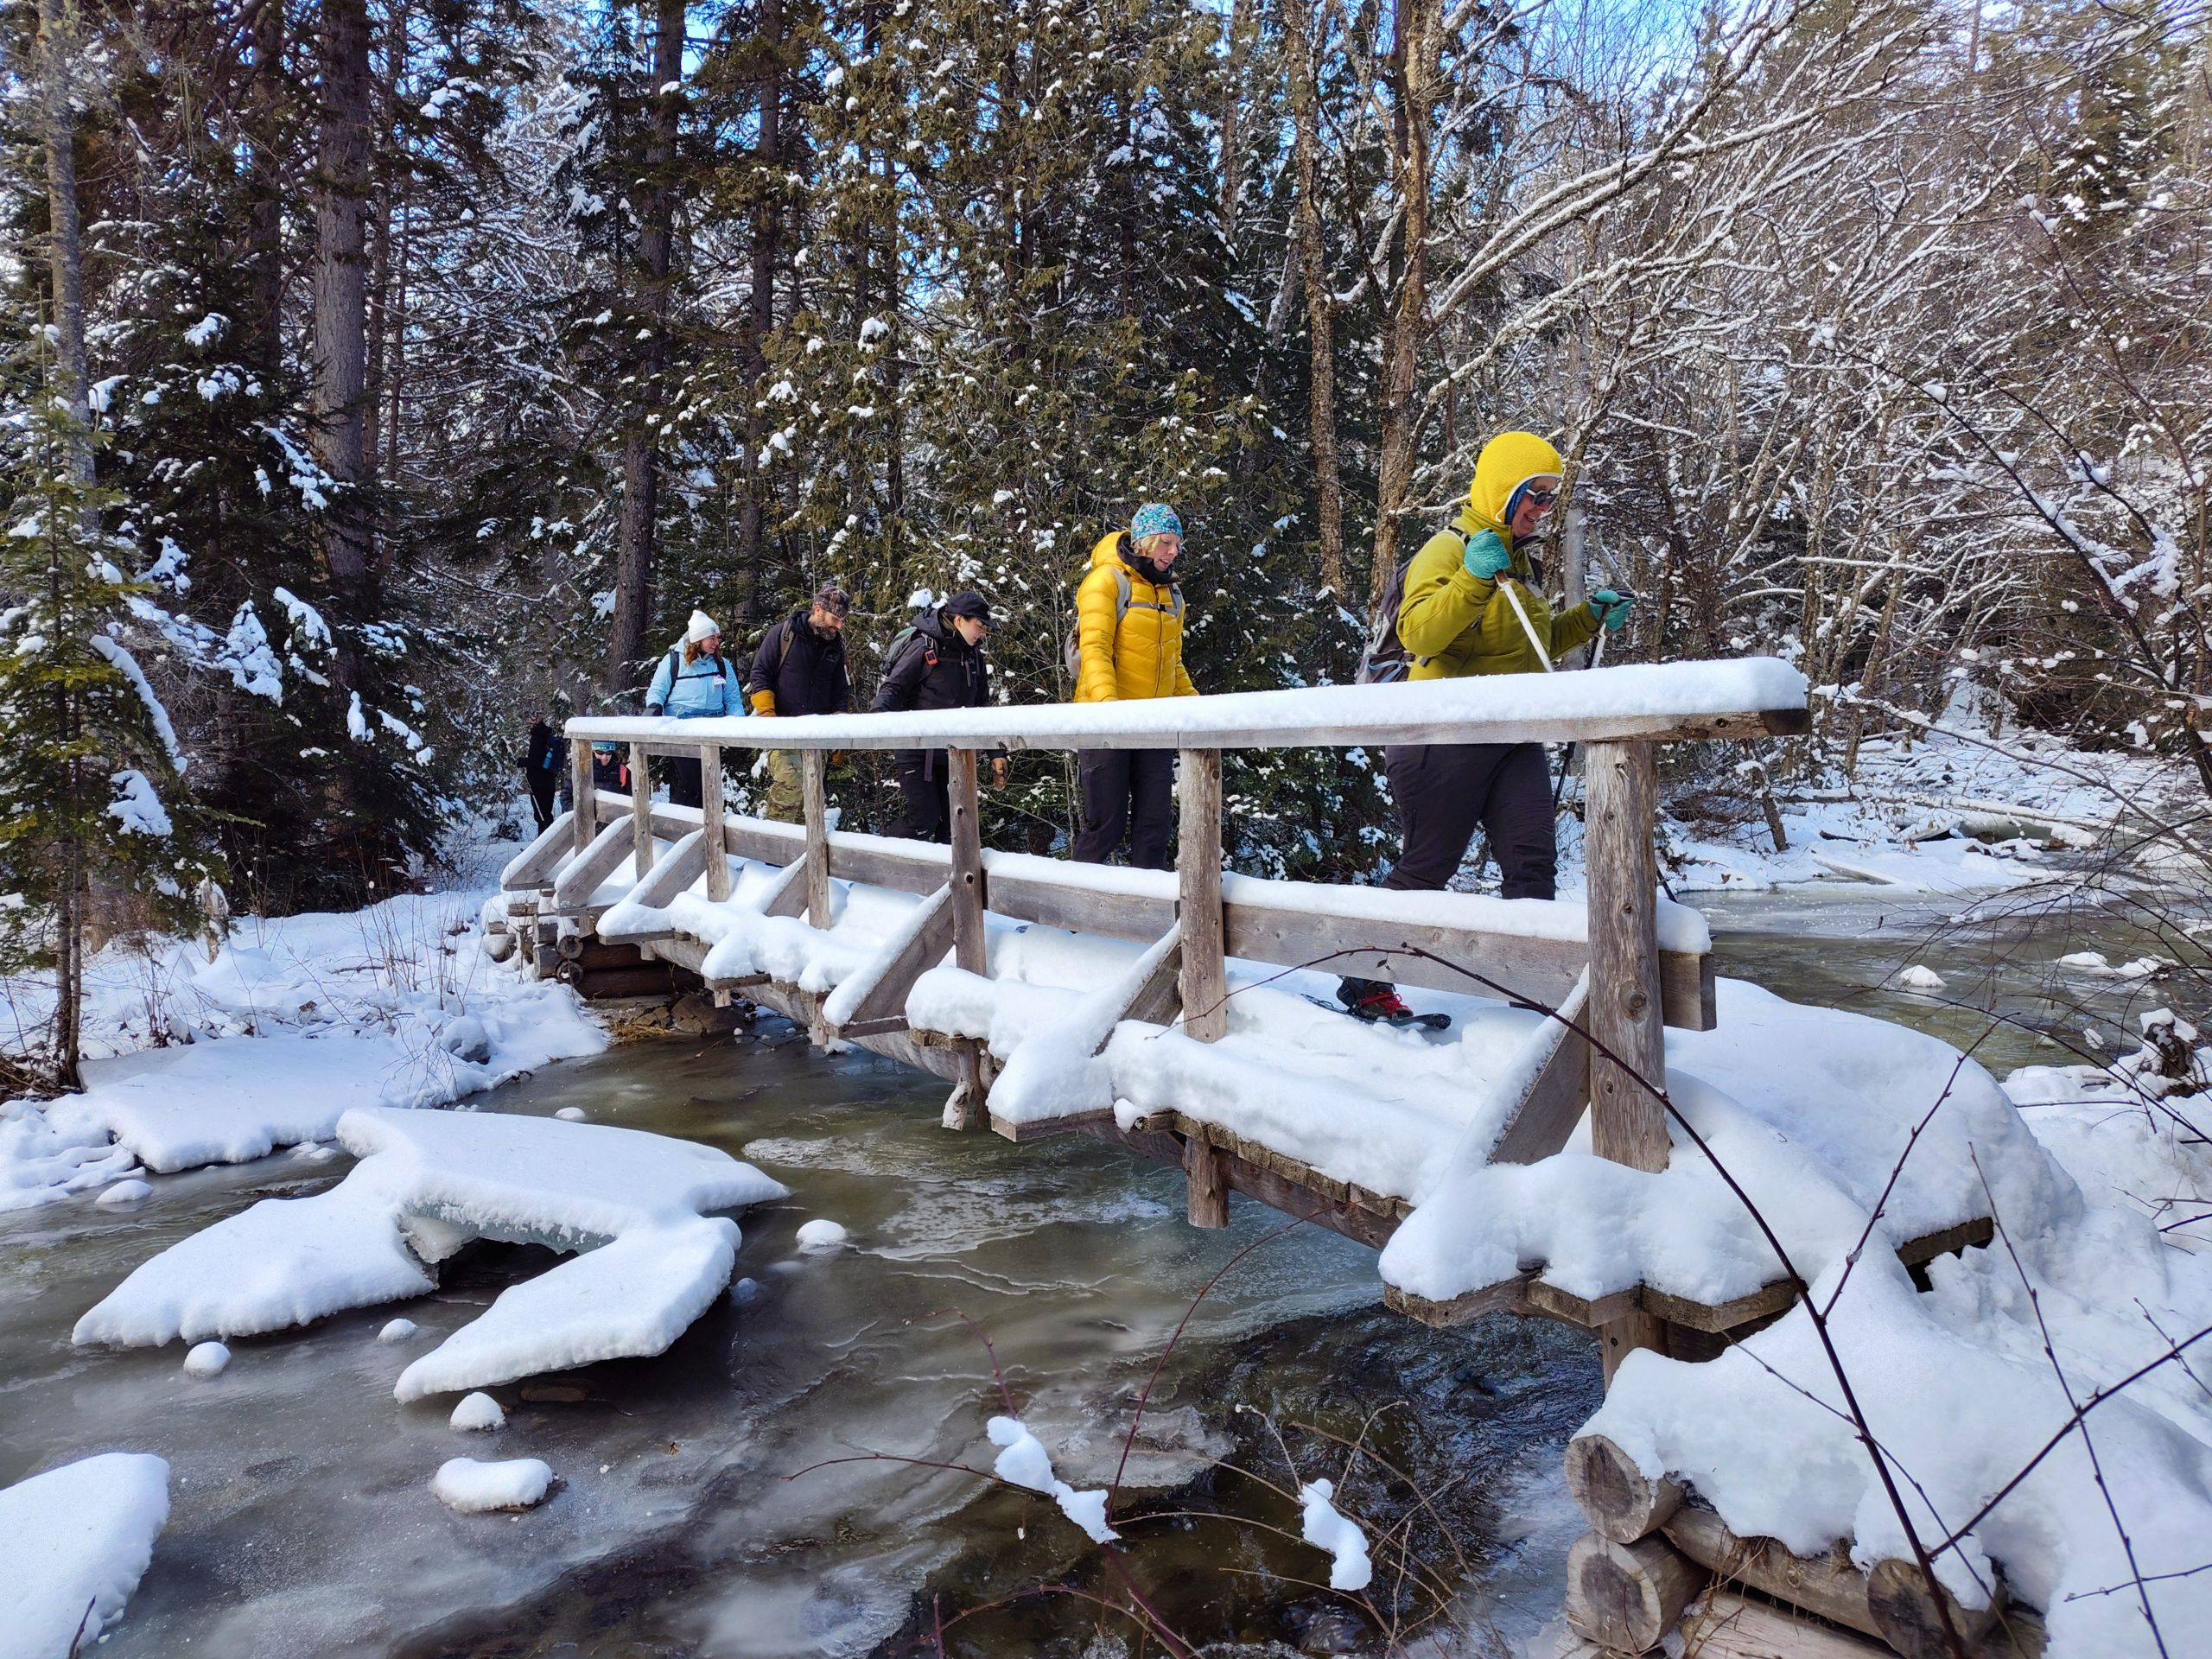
<box><xmin>555</xmin><ymin>1107</ymin><xmax>587</xmax><ymax>1122</ymax></box>
<box><xmin>794</xmin><ymin>1218</ymin><xmax>847</xmax><ymax>1253</ymax></box>
<box><xmin>430</xmin><ymin>1457</ymin><xmax>551</xmax><ymax>1513</ymax></box>
<box><xmin>73</xmin><ymin>1107</ymin><xmax>788</xmax><ymax>1402</ymax></box>
<box><xmin>182</xmin><ymin>1340</ymin><xmax>231</xmax><ymax>1377</ymax></box>
<box><xmin>449</xmin><ymin>1392</ymin><xmax>505</xmax><ymax>1432</ymax></box>
<box><xmin>378</xmin><ymin>1318</ymin><xmax>418</xmax><ymax>1344</ymax></box>
<box><xmin>96</xmin><ymin>1177</ymin><xmax>153</xmax><ymax>1208</ymax></box>
<box><xmin>1896</xmin><ymin>963</ymin><xmax>1944</xmax><ymax>990</ymax></box>
<box><xmin>0</xmin><ymin>1452</ymin><xmax>170</xmax><ymax>1657</ymax></box>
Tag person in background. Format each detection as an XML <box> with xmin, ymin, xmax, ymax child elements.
<box><xmin>645</xmin><ymin>610</ymin><xmax>741</xmax><ymax>808</ymax></box>
<box><xmin>872</xmin><ymin>590</ymin><xmax>1007</xmax><ymax>842</ymax></box>
<box><xmin>747</xmin><ymin>582</ymin><xmax>853</xmax><ymax>823</ymax></box>
<box><xmin>1072</xmin><ymin>503</ymin><xmax>1196</xmax><ymax>869</ymax></box>
<box><xmin>589</xmin><ymin>741</ymin><xmax>629</xmax><ymax>796</ymax></box>
<box><xmin>1338</xmin><ymin>429</ymin><xmax>1634</xmax><ymax>1027</ymax></box>
<box><xmin>518</xmin><ymin>712</ymin><xmax>563</xmax><ymax>833</ymax></box>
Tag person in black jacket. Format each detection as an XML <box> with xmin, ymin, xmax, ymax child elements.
<box><xmin>518</xmin><ymin>713</ymin><xmax>564</xmax><ymax>832</ymax></box>
<box><xmin>747</xmin><ymin>582</ymin><xmax>853</xmax><ymax>822</ymax></box>
<box><xmin>872</xmin><ymin>591</ymin><xmax>1007</xmax><ymax>842</ymax></box>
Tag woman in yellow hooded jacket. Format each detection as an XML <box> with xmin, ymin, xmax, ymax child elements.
<box><xmin>1071</xmin><ymin>503</ymin><xmax>1196</xmax><ymax>868</ymax></box>
<box><xmin>1340</xmin><ymin>430</ymin><xmax>1635</xmax><ymax>1026</ymax></box>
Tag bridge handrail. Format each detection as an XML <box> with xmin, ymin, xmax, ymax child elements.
<box><xmin>563</xmin><ymin>658</ymin><xmax>1808</xmax><ymax>754</ymax></box>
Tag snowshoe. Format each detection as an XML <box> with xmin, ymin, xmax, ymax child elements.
<box><xmin>1319</xmin><ymin>982</ymin><xmax>1452</xmax><ymax>1032</ymax></box>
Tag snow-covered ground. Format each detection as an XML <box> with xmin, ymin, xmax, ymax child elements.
<box><xmin>1</xmin><ymin>879</ymin><xmax>605</xmax><ymax>1211</ymax></box>
<box><xmin>0</xmin><ymin>1452</ymin><xmax>170</xmax><ymax>1659</ymax></box>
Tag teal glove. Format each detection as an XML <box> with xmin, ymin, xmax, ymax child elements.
<box><xmin>1588</xmin><ymin>588</ymin><xmax>1634</xmax><ymax>632</ymax></box>
<box><xmin>1463</xmin><ymin>531</ymin><xmax>1512</xmax><ymax>581</ymax></box>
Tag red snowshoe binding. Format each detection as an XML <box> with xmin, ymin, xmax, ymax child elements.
<box><xmin>1338</xmin><ymin>978</ymin><xmax>1452</xmax><ymax>1032</ymax></box>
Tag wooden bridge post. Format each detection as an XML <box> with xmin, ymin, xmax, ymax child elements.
<box><xmin>1176</xmin><ymin>749</ymin><xmax>1228</xmax><ymax>1041</ymax></box>
<box><xmin>700</xmin><ymin>743</ymin><xmax>731</xmax><ymax>902</ymax></box>
<box><xmin>629</xmin><ymin>742</ymin><xmax>652</xmax><ymax>880</ymax></box>
<box><xmin>1582</xmin><ymin>739</ymin><xmax>1673</xmax><ymax>1382</ymax></box>
<box><xmin>802</xmin><ymin>748</ymin><xmax>832</xmax><ymax>927</ymax></box>
<box><xmin>947</xmin><ymin>748</ymin><xmax>987</xmax><ymax>975</ymax></box>
<box><xmin>570</xmin><ymin>737</ymin><xmax>595</xmax><ymax>855</ymax></box>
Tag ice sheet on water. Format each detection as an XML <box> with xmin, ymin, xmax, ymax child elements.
<box><xmin>74</xmin><ymin>1107</ymin><xmax>787</xmax><ymax>1402</ymax></box>
<box><xmin>0</xmin><ymin>1452</ymin><xmax>170</xmax><ymax>1659</ymax></box>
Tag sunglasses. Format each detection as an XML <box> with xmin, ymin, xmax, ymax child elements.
<box><xmin>1519</xmin><ymin>486</ymin><xmax>1559</xmax><ymax>509</ymax></box>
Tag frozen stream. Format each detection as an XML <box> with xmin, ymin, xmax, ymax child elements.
<box><xmin>0</xmin><ymin>883</ymin><xmax>2182</xmax><ymax>1657</ymax></box>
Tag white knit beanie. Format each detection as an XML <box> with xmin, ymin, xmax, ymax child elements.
<box><xmin>684</xmin><ymin>609</ymin><xmax>720</xmax><ymax>644</ymax></box>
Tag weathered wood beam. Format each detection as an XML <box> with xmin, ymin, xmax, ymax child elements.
<box><xmin>1183</xmin><ymin>1130</ymin><xmax>1230</xmax><ymax>1228</ymax></box>
<box><xmin>500</xmin><ymin>811</ymin><xmax>582</xmax><ymax>892</ymax></box>
<box><xmin>1566</xmin><ymin>1432</ymin><xmax>1684</xmax><ymax>1544</ymax></box>
<box><xmin>947</xmin><ymin>749</ymin><xmax>987</xmax><ymax>975</ymax></box>
<box><xmin>1661</xmin><ymin>1502</ymin><xmax>1881</xmax><ymax>1639</ymax></box>
<box><xmin>607</xmin><ymin>829</ymin><xmax>707</xmax><ymax>918</ymax></box>
<box><xmin>1583</xmin><ymin>738</ymin><xmax>1673</xmax><ymax>1382</ymax></box>
<box><xmin>802</xmin><ymin>750</ymin><xmax>832</xmax><ymax>926</ymax></box>
<box><xmin>701</xmin><ymin>744</ymin><xmax>731</xmax><ymax>902</ymax></box>
<box><xmin>758</xmin><ymin>853</ymin><xmax>812</xmax><ymax>920</ymax></box>
<box><xmin>629</xmin><ymin>742</ymin><xmax>652</xmax><ymax>878</ymax></box>
<box><xmin>1565</xmin><ymin>1530</ymin><xmax>1707</xmax><ymax>1653</ymax></box>
<box><xmin>1487</xmin><ymin>970</ymin><xmax>1592</xmax><ymax>1165</ymax></box>
<box><xmin>1177</xmin><ymin>749</ymin><xmax>1228</xmax><ymax>1041</ymax></box>
<box><xmin>1675</xmin><ymin>1590</ymin><xmax>1897</xmax><ymax>1659</ymax></box>
<box><xmin>552</xmin><ymin>816</ymin><xmax>641</xmax><ymax>912</ymax></box>
<box><xmin>570</xmin><ymin>741</ymin><xmax>596</xmax><ymax>856</ymax></box>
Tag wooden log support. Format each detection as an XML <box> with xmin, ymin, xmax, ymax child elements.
<box><xmin>1866</xmin><ymin>1558</ymin><xmax>2001</xmax><ymax>1659</ymax></box>
<box><xmin>700</xmin><ymin>745</ymin><xmax>732</xmax><ymax>902</ymax></box>
<box><xmin>1566</xmin><ymin>1432</ymin><xmax>1683</xmax><ymax>1545</ymax></box>
<box><xmin>552</xmin><ymin>816</ymin><xmax>639</xmax><ymax>912</ymax></box>
<box><xmin>1661</xmin><ymin>1503</ymin><xmax>1880</xmax><ymax>1639</ymax></box>
<box><xmin>1488</xmin><ymin>969</ymin><xmax>1592</xmax><ymax>1165</ymax></box>
<box><xmin>802</xmin><ymin>749</ymin><xmax>832</xmax><ymax>926</ymax></box>
<box><xmin>1583</xmin><ymin>738</ymin><xmax>1674</xmax><ymax>1382</ymax></box>
<box><xmin>1105</xmin><ymin>921</ymin><xmax>1182</xmax><ymax>1047</ymax></box>
<box><xmin>758</xmin><ymin>853</ymin><xmax>812</xmax><ymax>919</ymax></box>
<box><xmin>570</xmin><ymin>739</ymin><xmax>596</xmax><ymax>856</ymax></box>
<box><xmin>1564</xmin><ymin>1530</ymin><xmax>1707</xmax><ymax>1654</ymax></box>
<box><xmin>947</xmin><ymin>748</ymin><xmax>987</xmax><ymax>975</ymax></box>
<box><xmin>500</xmin><ymin>814</ymin><xmax>581</xmax><ymax>892</ymax></box>
<box><xmin>629</xmin><ymin>742</ymin><xmax>653</xmax><ymax>878</ymax></box>
<box><xmin>1176</xmin><ymin>749</ymin><xmax>1227</xmax><ymax>1041</ymax></box>
<box><xmin>1183</xmin><ymin>1129</ymin><xmax>1230</xmax><ymax>1228</ymax></box>
<box><xmin>606</xmin><ymin>829</ymin><xmax>708</xmax><ymax>921</ymax></box>
<box><xmin>1677</xmin><ymin>1591</ymin><xmax>1896</xmax><ymax>1659</ymax></box>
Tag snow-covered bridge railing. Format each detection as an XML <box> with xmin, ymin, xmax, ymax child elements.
<box><xmin>502</xmin><ymin>661</ymin><xmax>1866</xmax><ymax>1341</ymax></box>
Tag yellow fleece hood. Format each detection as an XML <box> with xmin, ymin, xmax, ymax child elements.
<box><xmin>1466</xmin><ymin>431</ymin><xmax>1565</xmax><ymax>539</ymax></box>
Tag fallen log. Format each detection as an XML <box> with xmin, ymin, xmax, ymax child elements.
<box><xmin>1565</xmin><ymin>1432</ymin><xmax>1682</xmax><ymax>1544</ymax></box>
<box><xmin>1564</xmin><ymin>1530</ymin><xmax>1706</xmax><ymax>1653</ymax></box>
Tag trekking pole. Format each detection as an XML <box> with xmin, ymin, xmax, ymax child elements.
<box><xmin>1497</xmin><ymin>578</ymin><xmax>1554</xmax><ymax>673</ymax></box>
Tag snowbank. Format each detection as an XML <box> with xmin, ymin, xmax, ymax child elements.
<box><xmin>73</xmin><ymin>1107</ymin><xmax>788</xmax><ymax>1402</ymax></box>
<box><xmin>431</xmin><ymin>1457</ymin><xmax>552</xmax><ymax>1513</ymax></box>
<box><xmin>0</xmin><ymin>1452</ymin><xmax>170</xmax><ymax>1659</ymax></box>
<box><xmin>2</xmin><ymin>889</ymin><xmax>607</xmax><ymax>1205</ymax></box>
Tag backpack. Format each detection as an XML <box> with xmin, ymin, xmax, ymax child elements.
<box><xmin>880</xmin><ymin>623</ymin><xmax>938</xmax><ymax>705</ymax></box>
<box><xmin>1064</xmin><ymin>540</ymin><xmax>1185</xmax><ymax>683</ymax></box>
<box><xmin>1356</xmin><ymin>525</ymin><xmax>1534</xmax><ymax>683</ymax></box>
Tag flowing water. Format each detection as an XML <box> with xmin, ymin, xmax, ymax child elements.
<box><xmin>0</xmin><ymin>884</ymin><xmax>2184</xmax><ymax>1658</ymax></box>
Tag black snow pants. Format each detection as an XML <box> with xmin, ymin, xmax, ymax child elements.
<box><xmin>1074</xmin><ymin>749</ymin><xmax>1174</xmax><ymax>870</ymax></box>
<box><xmin>665</xmin><ymin>754</ymin><xmax>704</xmax><ymax>810</ymax></box>
<box><xmin>1379</xmin><ymin>741</ymin><xmax>1556</xmax><ymax>897</ymax></box>
<box><xmin>526</xmin><ymin>772</ymin><xmax>557</xmax><ymax>833</ymax></box>
<box><xmin>886</xmin><ymin>750</ymin><xmax>951</xmax><ymax>843</ymax></box>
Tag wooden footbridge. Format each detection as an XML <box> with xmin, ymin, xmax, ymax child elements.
<box><xmin>494</xmin><ymin>662</ymin><xmax>2031</xmax><ymax>1659</ymax></box>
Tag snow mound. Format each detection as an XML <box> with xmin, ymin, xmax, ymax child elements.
<box><xmin>794</xmin><ymin>1217</ymin><xmax>847</xmax><ymax>1253</ymax></box>
<box><xmin>0</xmin><ymin>1452</ymin><xmax>170</xmax><ymax>1658</ymax></box>
<box><xmin>431</xmin><ymin>1457</ymin><xmax>551</xmax><ymax>1513</ymax></box>
<box><xmin>73</xmin><ymin>1107</ymin><xmax>788</xmax><ymax>1403</ymax></box>
<box><xmin>97</xmin><ymin>1178</ymin><xmax>153</xmax><ymax>1208</ymax></box>
<box><xmin>378</xmin><ymin>1318</ymin><xmax>419</xmax><ymax>1343</ymax></box>
<box><xmin>449</xmin><ymin>1392</ymin><xmax>505</xmax><ymax>1431</ymax></box>
<box><xmin>182</xmin><ymin>1340</ymin><xmax>231</xmax><ymax>1378</ymax></box>
<box><xmin>1897</xmin><ymin>963</ymin><xmax>1944</xmax><ymax>990</ymax></box>
<box><xmin>555</xmin><ymin>1107</ymin><xmax>588</xmax><ymax>1122</ymax></box>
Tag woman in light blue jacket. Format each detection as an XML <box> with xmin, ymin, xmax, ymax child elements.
<box><xmin>645</xmin><ymin>610</ymin><xmax>741</xmax><ymax>806</ymax></box>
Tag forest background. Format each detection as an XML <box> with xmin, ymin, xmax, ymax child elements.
<box><xmin>1</xmin><ymin>0</ymin><xmax>2206</xmax><ymax>1018</ymax></box>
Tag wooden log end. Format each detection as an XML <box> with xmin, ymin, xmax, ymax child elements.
<box><xmin>1565</xmin><ymin>1531</ymin><xmax>1707</xmax><ymax>1654</ymax></box>
<box><xmin>1566</xmin><ymin>1433</ymin><xmax>1684</xmax><ymax>1544</ymax></box>
<box><xmin>1866</xmin><ymin>1558</ymin><xmax>2000</xmax><ymax>1659</ymax></box>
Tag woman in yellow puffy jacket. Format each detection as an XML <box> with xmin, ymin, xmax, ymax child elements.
<box><xmin>1071</xmin><ymin>503</ymin><xmax>1196</xmax><ymax>868</ymax></box>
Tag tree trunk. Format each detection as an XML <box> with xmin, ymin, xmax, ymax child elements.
<box><xmin>1370</xmin><ymin>0</ymin><xmax>1440</xmax><ymax>607</ymax></box>
<box><xmin>1284</xmin><ymin>0</ymin><xmax>1344</xmax><ymax>601</ymax></box>
<box><xmin>35</xmin><ymin>0</ymin><xmax>92</xmax><ymax>492</ymax></box>
<box><xmin>314</xmin><ymin>0</ymin><xmax>375</xmax><ymax>630</ymax></box>
<box><xmin>246</xmin><ymin>0</ymin><xmax>286</xmax><ymax>378</ymax></box>
<box><xmin>741</xmin><ymin>0</ymin><xmax>784</xmax><ymax>588</ymax></box>
<box><xmin>606</xmin><ymin>0</ymin><xmax>685</xmax><ymax>698</ymax></box>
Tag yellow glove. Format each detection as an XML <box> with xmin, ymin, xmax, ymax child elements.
<box><xmin>989</xmin><ymin>756</ymin><xmax>1009</xmax><ymax>788</ymax></box>
<box><xmin>830</xmin><ymin>751</ymin><xmax>847</xmax><ymax>767</ymax></box>
<box><xmin>748</xmin><ymin>690</ymin><xmax>776</xmax><ymax>716</ymax></box>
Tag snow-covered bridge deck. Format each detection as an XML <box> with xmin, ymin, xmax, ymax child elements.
<box><xmin>499</xmin><ymin>663</ymin><xmax>1990</xmax><ymax>1354</ymax></box>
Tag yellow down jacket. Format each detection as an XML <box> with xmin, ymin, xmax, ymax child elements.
<box><xmin>1074</xmin><ymin>532</ymin><xmax>1198</xmax><ymax>702</ymax></box>
<box><xmin>1398</xmin><ymin>432</ymin><xmax>1599</xmax><ymax>680</ymax></box>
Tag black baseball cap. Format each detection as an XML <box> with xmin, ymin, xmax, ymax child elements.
<box><xmin>944</xmin><ymin>590</ymin><xmax>994</xmax><ymax>626</ymax></box>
